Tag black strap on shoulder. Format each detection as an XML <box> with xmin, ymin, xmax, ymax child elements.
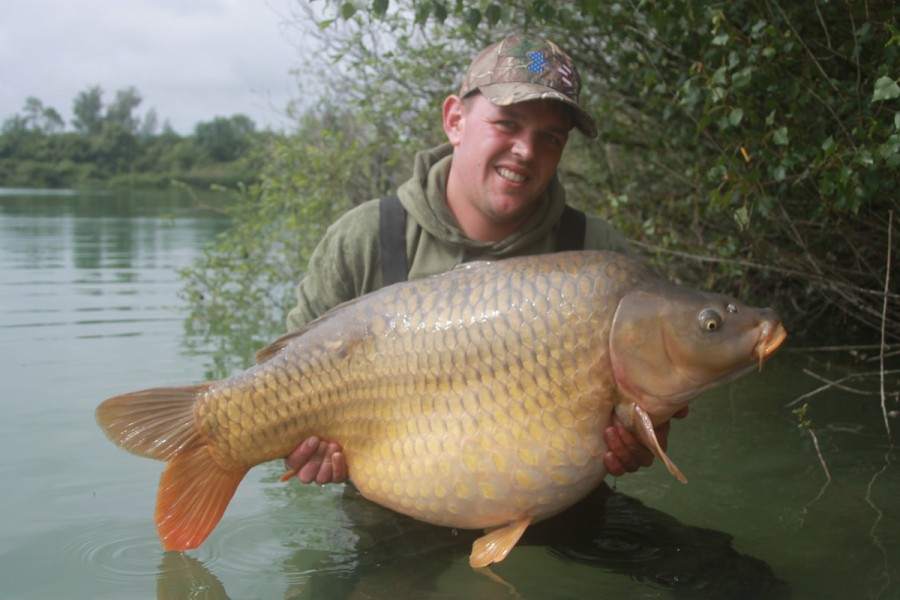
<box><xmin>556</xmin><ymin>205</ymin><xmax>586</xmax><ymax>252</ymax></box>
<box><xmin>379</xmin><ymin>195</ymin><xmax>408</xmax><ymax>286</ymax></box>
<box><xmin>380</xmin><ymin>197</ymin><xmax>584</xmax><ymax>286</ymax></box>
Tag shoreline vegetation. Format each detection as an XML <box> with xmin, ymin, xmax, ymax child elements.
<box><xmin>1</xmin><ymin>87</ymin><xmax>270</xmax><ymax>190</ymax></box>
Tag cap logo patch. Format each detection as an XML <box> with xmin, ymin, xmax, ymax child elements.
<box><xmin>527</xmin><ymin>51</ymin><xmax>545</xmax><ymax>75</ymax></box>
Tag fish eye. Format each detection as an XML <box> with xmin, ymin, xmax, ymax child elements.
<box><xmin>699</xmin><ymin>308</ymin><xmax>723</xmax><ymax>331</ymax></box>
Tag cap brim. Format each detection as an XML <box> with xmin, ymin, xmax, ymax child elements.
<box><xmin>477</xmin><ymin>82</ymin><xmax>598</xmax><ymax>138</ymax></box>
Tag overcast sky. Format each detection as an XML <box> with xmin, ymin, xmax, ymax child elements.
<box><xmin>0</xmin><ymin>0</ymin><xmax>313</xmax><ymax>133</ymax></box>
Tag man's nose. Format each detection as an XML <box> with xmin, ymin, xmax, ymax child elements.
<box><xmin>511</xmin><ymin>135</ymin><xmax>535</xmax><ymax>160</ymax></box>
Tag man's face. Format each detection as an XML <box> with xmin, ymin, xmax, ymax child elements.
<box><xmin>444</xmin><ymin>93</ymin><xmax>572</xmax><ymax>235</ymax></box>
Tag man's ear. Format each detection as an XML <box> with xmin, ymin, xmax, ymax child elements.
<box><xmin>442</xmin><ymin>95</ymin><xmax>465</xmax><ymax>146</ymax></box>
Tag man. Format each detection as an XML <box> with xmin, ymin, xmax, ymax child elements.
<box><xmin>282</xmin><ymin>33</ymin><xmax>684</xmax><ymax>486</ymax></box>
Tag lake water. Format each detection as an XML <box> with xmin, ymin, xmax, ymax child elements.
<box><xmin>0</xmin><ymin>190</ymin><xmax>897</xmax><ymax>600</ymax></box>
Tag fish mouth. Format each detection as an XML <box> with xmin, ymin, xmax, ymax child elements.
<box><xmin>756</xmin><ymin>320</ymin><xmax>788</xmax><ymax>371</ymax></box>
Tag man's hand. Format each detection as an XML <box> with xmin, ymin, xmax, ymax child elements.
<box><xmin>602</xmin><ymin>407</ymin><xmax>689</xmax><ymax>476</ymax></box>
<box><xmin>283</xmin><ymin>436</ymin><xmax>348</xmax><ymax>485</ymax></box>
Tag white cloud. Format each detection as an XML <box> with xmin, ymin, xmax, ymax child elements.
<box><xmin>0</xmin><ymin>0</ymin><xmax>308</xmax><ymax>133</ymax></box>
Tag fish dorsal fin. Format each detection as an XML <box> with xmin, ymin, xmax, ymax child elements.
<box><xmin>255</xmin><ymin>329</ymin><xmax>307</xmax><ymax>363</ymax></box>
<box><xmin>469</xmin><ymin>517</ymin><xmax>532</xmax><ymax>568</ymax></box>
<box><xmin>257</xmin><ymin>286</ymin><xmax>390</xmax><ymax>364</ymax></box>
<box><xmin>618</xmin><ymin>402</ymin><xmax>688</xmax><ymax>483</ymax></box>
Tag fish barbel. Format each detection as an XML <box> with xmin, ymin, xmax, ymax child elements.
<box><xmin>96</xmin><ymin>251</ymin><xmax>787</xmax><ymax>567</ymax></box>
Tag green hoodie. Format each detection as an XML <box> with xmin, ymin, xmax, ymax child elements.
<box><xmin>285</xmin><ymin>143</ymin><xmax>630</xmax><ymax>330</ymax></box>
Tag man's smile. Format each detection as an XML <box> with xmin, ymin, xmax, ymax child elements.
<box><xmin>496</xmin><ymin>166</ymin><xmax>527</xmax><ymax>183</ymax></box>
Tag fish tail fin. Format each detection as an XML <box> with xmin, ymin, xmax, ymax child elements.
<box><xmin>157</xmin><ymin>445</ymin><xmax>247</xmax><ymax>551</ymax></box>
<box><xmin>96</xmin><ymin>384</ymin><xmax>247</xmax><ymax>550</ymax></box>
<box><xmin>95</xmin><ymin>384</ymin><xmax>210</xmax><ymax>460</ymax></box>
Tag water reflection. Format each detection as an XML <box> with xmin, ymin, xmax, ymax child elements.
<box><xmin>155</xmin><ymin>485</ymin><xmax>789</xmax><ymax>600</ymax></box>
<box><xmin>157</xmin><ymin>553</ymin><xmax>229</xmax><ymax>600</ymax></box>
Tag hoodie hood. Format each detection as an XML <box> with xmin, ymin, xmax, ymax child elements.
<box><xmin>396</xmin><ymin>143</ymin><xmax>568</xmax><ymax>258</ymax></box>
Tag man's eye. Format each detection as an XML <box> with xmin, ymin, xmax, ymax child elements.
<box><xmin>544</xmin><ymin>134</ymin><xmax>563</xmax><ymax>147</ymax></box>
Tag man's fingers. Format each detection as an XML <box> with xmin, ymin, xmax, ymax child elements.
<box><xmin>285</xmin><ymin>436</ymin><xmax>320</xmax><ymax>470</ymax></box>
<box><xmin>604</xmin><ymin>451</ymin><xmax>627</xmax><ymax>477</ymax></box>
<box><xmin>604</xmin><ymin>425</ymin><xmax>640</xmax><ymax>472</ymax></box>
<box><xmin>297</xmin><ymin>440</ymin><xmax>328</xmax><ymax>484</ymax></box>
<box><xmin>283</xmin><ymin>437</ymin><xmax>348</xmax><ymax>485</ymax></box>
<box><xmin>331</xmin><ymin>452</ymin><xmax>348</xmax><ymax>483</ymax></box>
<box><xmin>313</xmin><ymin>442</ymin><xmax>342</xmax><ymax>485</ymax></box>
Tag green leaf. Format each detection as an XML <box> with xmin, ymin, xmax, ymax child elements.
<box><xmin>464</xmin><ymin>7</ymin><xmax>481</xmax><ymax>29</ymax></box>
<box><xmin>414</xmin><ymin>2</ymin><xmax>431</xmax><ymax>24</ymax></box>
<box><xmin>340</xmin><ymin>2</ymin><xmax>357</xmax><ymax>20</ymax></box>
<box><xmin>371</xmin><ymin>0</ymin><xmax>389</xmax><ymax>19</ymax></box>
<box><xmin>484</xmin><ymin>3</ymin><xmax>502</xmax><ymax>26</ymax></box>
<box><xmin>773</xmin><ymin>126</ymin><xmax>789</xmax><ymax>146</ymax></box>
<box><xmin>872</xmin><ymin>76</ymin><xmax>900</xmax><ymax>103</ymax></box>
<box><xmin>733</xmin><ymin>205</ymin><xmax>750</xmax><ymax>230</ymax></box>
<box><xmin>432</xmin><ymin>0</ymin><xmax>447</xmax><ymax>23</ymax></box>
<box><xmin>729</xmin><ymin>107</ymin><xmax>744</xmax><ymax>126</ymax></box>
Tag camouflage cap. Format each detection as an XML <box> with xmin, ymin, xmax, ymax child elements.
<box><xmin>459</xmin><ymin>33</ymin><xmax>597</xmax><ymax>138</ymax></box>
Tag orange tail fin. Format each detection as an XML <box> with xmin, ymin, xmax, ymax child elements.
<box><xmin>156</xmin><ymin>444</ymin><xmax>247</xmax><ymax>551</ymax></box>
<box><xmin>96</xmin><ymin>384</ymin><xmax>247</xmax><ymax>550</ymax></box>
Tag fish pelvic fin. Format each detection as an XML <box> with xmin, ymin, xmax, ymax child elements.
<box><xmin>157</xmin><ymin>444</ymin><xmax>247</xmax><ymax>551</ymax></box>
<box><xmin>95</xmin><ymin>384</ymin><xmax>210</xmax><ymax>461</ymax></box>
<box><xmin>469</xmin><ymin>517</ymin><xmax>532</xmax><ymax>568</ymax></box>
<box><xmin>617</xmin><ymin>402</ymin><xmax>688</xmax><ymax>484</ymax></box>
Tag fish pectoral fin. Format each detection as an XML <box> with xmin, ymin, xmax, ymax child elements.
<box><xmin>631</xmin><ymin>404</ymin><xmax>688</xmax><ymax>484</ymax></box>
<box><xmin>469</xmin><ymin>518</ymin><xmax>532</xmax><ymax>568</ymax></box>
<box><xmin>156</xmin><ymin>445</ymin><xmax>248</xmax><ymax>551</ymax></box>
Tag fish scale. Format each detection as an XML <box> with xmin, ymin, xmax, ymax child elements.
<box><xmin>96</xmin><ymin>250</ymin><xmax>787</xmax><ymax>567</ymax></box>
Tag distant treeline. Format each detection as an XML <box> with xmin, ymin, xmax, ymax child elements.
<box><xmin>0</xmin><ymin>85</ymin><xmax>273</xmax><ymax>189</ymax></box>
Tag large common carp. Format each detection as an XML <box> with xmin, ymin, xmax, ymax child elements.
<box><xmin>96</xmin><ymin>251</ymin><xmax>786</xmax><ymax>568</ymax></box>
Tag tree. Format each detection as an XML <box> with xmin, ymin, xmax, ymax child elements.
<box><xmin>72</xmin><ymin>85</ymin><xmax>104</xmax><ymax>135</ymax></box>
<box><xmin>194</xmin><ymin>115</ymin><xmax>257</xmax><ymax>161</ymax></box>
<box><xmin>106</xmin><ymin>86</ymin><xmax>142</xmax><ymax>133</ymax></box>
<box><xmin>22</xmin><ymin>97</ymin><xmax>44</xmax><ymax>129</ymax></box>
<box><xmin>139</xmin><ymin>108</ymin><xmax>159</xmax><ymax>138</ymax></box>
<box><xmin>1</xmin><ymin>114</ymin><xmax>28</xmax><ymax>134</ymax></box>
<box><xmin>19</xmin><ymin>97</ymin><xmax>64</xmax><ymax>134</ymax></box>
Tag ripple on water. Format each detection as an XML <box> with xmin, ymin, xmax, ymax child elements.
<box><xmin>59</xmin><ymin>520</ymin><xmax>163</xmax><ymax>587</ymax></box>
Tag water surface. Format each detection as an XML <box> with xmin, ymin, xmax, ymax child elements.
<box><xmin>0</xmin><ymin>190</ymin><xmax>896</xmax><ymax>599</ymax></box>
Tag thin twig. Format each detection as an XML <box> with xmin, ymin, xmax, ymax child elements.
<box><xmin>879</xmin><ymin>209</ymin><xmax>893</xmax><ymax>447</ymax></box>
<box><xmin>788</xmin><ymin>368</ymin><xmax>878</xmax><ymax>406</ymax></box>
<box><xmin>807</xmin><ymin>427</ymin><xmax>833</xmax><ymax>483</ymax></box>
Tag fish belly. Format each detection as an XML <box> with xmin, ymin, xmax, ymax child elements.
<box><xmin>345</xmin><ymin>408</ymin><xmax>610</xmax><ymax>529</ymax></box>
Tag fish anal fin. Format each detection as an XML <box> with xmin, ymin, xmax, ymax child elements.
<box><xmin>469</xmin><ymin>517</ymin><xmax>532</xmax><ymax>568</ymax></box>
<box><xmin>627</xmin><ymin>403</ymin><xmax>688</xmax><ymax>483</ymax></box>
<box><xmin>156</xmin><ymin>445</ymin><xmax>247</xmax><ymax>551</ymax></box>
